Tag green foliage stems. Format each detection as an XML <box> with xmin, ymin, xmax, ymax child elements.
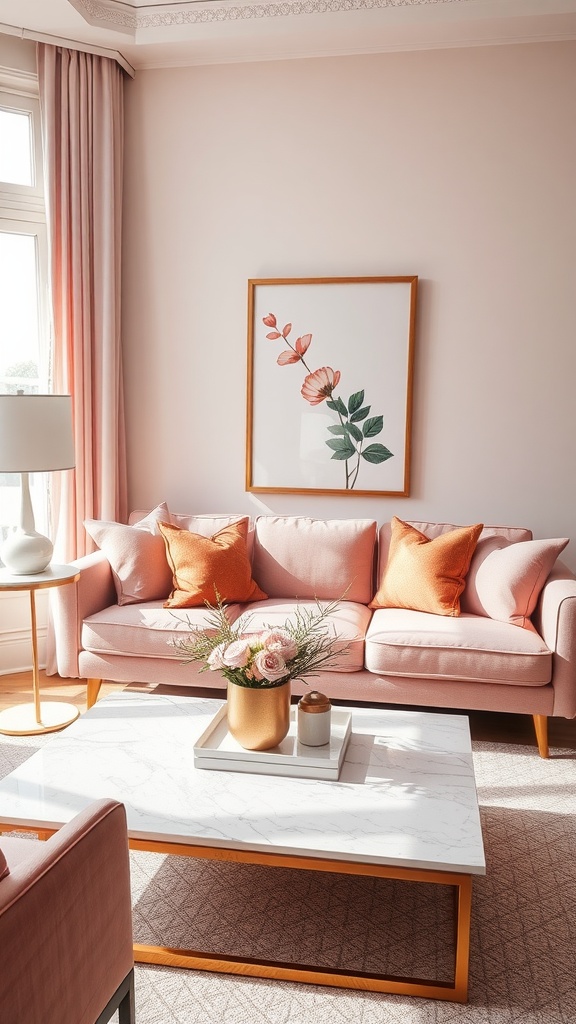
<box><xmin>174</xmin><ymin>595</ymin><xmax>351</xmax><ymax>689</ymax></box>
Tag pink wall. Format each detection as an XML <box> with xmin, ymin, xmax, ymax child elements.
<box><xmin>122</xmin><ymin>42</ymin><xmax>576</xmax><ymax>568</ymax></box>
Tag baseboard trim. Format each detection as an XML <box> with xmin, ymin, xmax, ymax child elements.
<box><xmin>0</xmin><ymin>628</ymin><xmax>47</xmax><ymax>675</ymax></box>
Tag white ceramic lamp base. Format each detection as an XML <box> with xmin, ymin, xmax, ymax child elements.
<box><xmin>0</xmin><ymin>701</ymin><xmax>80</xmax><ymax>736</ymax></box>
<box><xmin>1</xmin><ymin>529</ymin><xmax>53</xmax><ymax>575</ymax></box>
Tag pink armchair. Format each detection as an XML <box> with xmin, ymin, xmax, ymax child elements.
<box><xmin>0</xmin><ymin>798</ymin><xmax>134</xmax><ymax>1024</ymax></box>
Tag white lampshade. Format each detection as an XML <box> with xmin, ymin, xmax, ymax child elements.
<box><xmin>0</xmin><ymin>394</ymin><xmax>75</xmax><ymax>574</ymax></box>
<box><xmin>0</xmin><ymin>394</ymin><xmax>75</xmax><ymax>472</ymax></box>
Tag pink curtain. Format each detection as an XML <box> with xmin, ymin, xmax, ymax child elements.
<box><xmin>37</xmin><ymin>44</ymin><xmax>127</xmax><ymax>562</ymax></box>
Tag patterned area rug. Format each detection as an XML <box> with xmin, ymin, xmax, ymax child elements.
<box><xmin>1</xmin><ymin>729</ymin><xmax>576</xmax><ymax>1023</ymax></box>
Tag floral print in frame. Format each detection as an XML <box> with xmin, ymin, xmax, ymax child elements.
<box><xmin>246</xmin><ymin>277</ymin><xmax>417</xmax><ymax>497</ymax></box>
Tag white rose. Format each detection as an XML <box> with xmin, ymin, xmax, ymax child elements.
<box><xmin>207</xmin><ymin>642</ymin><xmax>227</xmax><ymax>670</ymax></box>
<box><xmin>222</xmin><ymin>638</ymin><xmax>253</xmax><ymax>669</ymax></box>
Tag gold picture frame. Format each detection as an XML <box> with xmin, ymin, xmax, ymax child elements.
<box><xmin>246</xmin><ymin>276</ymin><xmax>418</xmax><ymax>497</ymax></box>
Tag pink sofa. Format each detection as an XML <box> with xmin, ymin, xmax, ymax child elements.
<box><xmin>49</xmin><ymin>512</ymin><xmax>576</xmax><ymax>758</ymax></box>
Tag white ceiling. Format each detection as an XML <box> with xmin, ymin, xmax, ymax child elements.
<box><xmin>1</xmin><ymin>0</ymin><xmax>575</xmax><ymax>71</ymax></box>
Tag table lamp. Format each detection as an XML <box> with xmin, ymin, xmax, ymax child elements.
<box><xmin>0</xmin><ymin>392</ymin><xmax>75</xmax><ymax>574</ymax></box>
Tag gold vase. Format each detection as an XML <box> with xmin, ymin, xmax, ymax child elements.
<box><xmin>226</xmin><ymin>679</ymin><xmax>291</xmax><ymax>751</ymax></box>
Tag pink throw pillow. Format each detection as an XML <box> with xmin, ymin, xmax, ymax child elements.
<box><xmin>460</xmin><ymin>536</ymin><xmax>511</xmax><ymax>615</ymax></box>
<box><xmin>84</xmin><ymin>502</ymin><xmax>173</xmax><ymax>606</ymax></box>
<box><xmin>0</xmin><ymin>846</ymin><xmax>9</xmax><ymax>880</ymax></box>
<box><xmin>468</xmin><ymin>537</ymin><xmax>569</xmax><ymax>628</ymax></box>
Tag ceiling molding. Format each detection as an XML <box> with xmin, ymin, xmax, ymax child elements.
<box><xmin>67</xmin><ymin>1</ymin><xmax>137</xmax><ymax>31</ymax></box>
<box><xmin>70</xmin><ymin>0</ymin><xmax>473</xmax><ymax>32</ymax></box>
<box><xmin>138</xmin><ymin>0</ymin><xmax>470</xmax><ymax>30</ymax></box>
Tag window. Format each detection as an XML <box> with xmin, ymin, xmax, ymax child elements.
<box><xmin>0</xmin><ymin>106</ymin><xmax>34</xmax><ymax>185</ymax></box>
<box><xmin>0</xmin><ymin>67</ymin><xmax>50</xmax><ymax>545</ymax></box>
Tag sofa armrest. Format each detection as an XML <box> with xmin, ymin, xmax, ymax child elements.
<box><xmin>47</xmin><ymin>551</ymin><xmax>116</xmax><ymax>679</ymax></box>
<box><xmin>0</xmin><ymin>798</ymin><xmax>133</xmax><ymax>1024</ymax></box>
<box><xmin>532</xmin><ymin>560</ymin><xmax>576</xmax><ymax>719</ymax></box>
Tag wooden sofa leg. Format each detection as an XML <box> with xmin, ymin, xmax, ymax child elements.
<box><xmin>87</xmin><ymin>678</ymin><xmax>103</xmax><ymax>709</ymax></box>
<box><xmin>533</xmin><ymin>714</ymin><xmax>549</xmax><ymax>758</ymax></box>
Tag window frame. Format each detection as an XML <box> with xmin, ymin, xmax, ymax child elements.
<box><xmin>0</xmin><ymin>68</ymin><xmax>45</xmax><ymax>215</ymax></box>
<box><xmin>0</xmin><ymin>63</ymin><xmax>52</xmax><ymax>540</ymax></box>
<box><xmin>0</xmin><ymin>64</ymin><xmax>50</xmax><ymax>389</ymax></box>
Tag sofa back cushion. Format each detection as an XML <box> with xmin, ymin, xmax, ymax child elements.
<box><xmin>253</xmin><ymin>516</ymin><xmax>377</xmax><ymax>602</ymax></box>
<box><xmin>377</xmin><ymin>522</ymin><xmax>532</xmax><ymax>603</ymax></box>
<box><xmin>0</xmin><ymin>846</ymin><xmax>8</xmax><ymax>881</ymax></box>
<box><xmin>376</xmin><ymin>521</ymin><xmax>533</xmax><ymax>581</ymax></box>
<box><xmin>130</xmin><ymin>511</ymin><xmax>255</xmax><ymax>558</ymax></box>
<box><xmin>374</xmin><ymin>521</ymin><xmax>564</xmax><ymax>628</ymax></box>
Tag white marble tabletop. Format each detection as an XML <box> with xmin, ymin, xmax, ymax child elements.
<box><xmin>0</xmin><ymin>692</ymin><xmax>485</xmax><ymax>875</ymax></box>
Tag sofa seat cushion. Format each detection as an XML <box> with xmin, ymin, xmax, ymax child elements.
<box><xmin>365</xmin><ymin>609</ymin><xmax>552</xmax><ymax>685</ymax></box>
<box><xmin>82</xmin><ymin>602</ymin><xmax>244</xmax><ymax>659</ymax></box>
<box><xmin>235</xmin><ymin>599</ymin><xmax>372</xmax><ymax>673</ymax></box>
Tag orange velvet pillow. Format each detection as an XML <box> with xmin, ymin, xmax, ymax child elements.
<box><xmin>159</xmin><ymin>519</ymin><xmax>267</xmax><ymax>608</ymax></box>
<box><xmin>370</xmin><ymin>516</ymin><xmax>483</xmax><ymax>616</ymax></box>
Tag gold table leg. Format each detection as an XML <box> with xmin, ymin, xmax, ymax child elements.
<box><xmin>0</xmin><ymin>589</ymin><xmax>80</xmax><ymax>736</ymax></box>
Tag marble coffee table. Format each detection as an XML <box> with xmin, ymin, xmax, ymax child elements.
<box><xmin>0</xmin><ymin>691</ymin><xmax>485</xmax><ymax>1002</ymax></box>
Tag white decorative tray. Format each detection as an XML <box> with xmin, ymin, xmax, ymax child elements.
<box><xmin>194</xmin><ymin>706</ymin><xmax>352</xmax><ymax>780</ymax></box>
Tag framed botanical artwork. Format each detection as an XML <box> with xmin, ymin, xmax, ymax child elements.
<box><xmin>246</xmin><ymin>276</ymin><xmax>418</xmax><ymax>497</ymax></box>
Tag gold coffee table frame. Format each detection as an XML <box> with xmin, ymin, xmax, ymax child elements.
<box><xmin>8</xmin><ymin>826</ymin><xmax>473</xmax><ymax>1002</ymax></box>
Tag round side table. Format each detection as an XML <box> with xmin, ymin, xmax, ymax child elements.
<box><xmin>0</xmin><ymin>564</ymin><xmax>81</xmax><ymax>736</ymax></box>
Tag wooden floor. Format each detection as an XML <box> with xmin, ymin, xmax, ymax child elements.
<box><xmin>0</xmin><ymin>671</ymin><xmax>114</xmax><ymax>713</ymax></box>
<box><xmin>1</xmin><ymin>671</ymin><xmax>575</xmax><ymax>752</ymax></box>
<box><xmin>0</xmin><ymin>672</ymin><xmax>227</xmax><ymax>716</ymax></box>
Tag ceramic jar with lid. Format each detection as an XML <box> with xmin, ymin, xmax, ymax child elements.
<box><xmin>297</xmin><ymin>690</ymin><xmax>331</xmax><ymax>746</ymax></box>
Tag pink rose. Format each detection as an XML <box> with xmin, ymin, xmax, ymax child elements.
<box><xmin>207</xmin><ymin>642</ymin><xmax>227</xmax><ymax>671</ymax></box>
<box><xmin>252</xmin><ymin>649</ymin><xmax>288</xmax><ymax>683</ymax></box>
<box><xmin>222</xmin><ymin>638</ymin><xmax>253</xmax><ymax>669</ymax></box>
<box><xmin>262</xmin><ymin>629</ymin><xmax>297</xmax><ymax>661</ymax></box>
